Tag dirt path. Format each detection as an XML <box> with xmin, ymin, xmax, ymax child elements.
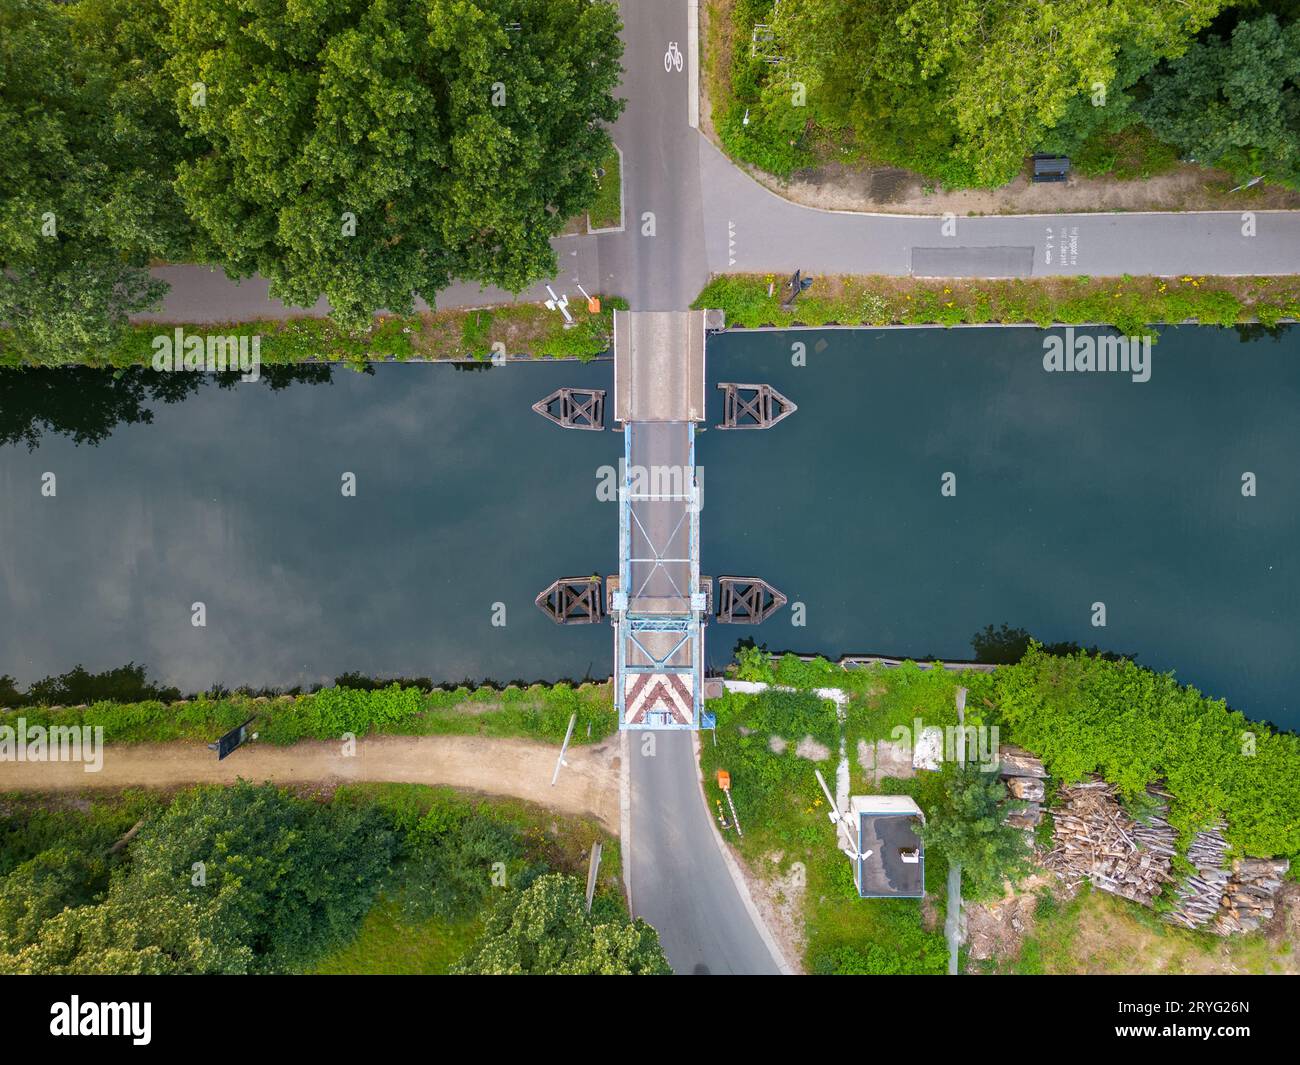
<box><xmin>0</xmin><ymin>735</ymin><xmax>622</xmax><ymax>831</ymax></box>
<box><xmin>754</xmin><ymin>161</ymin><xmax>1300</xmax><ymax>217</ymax></box>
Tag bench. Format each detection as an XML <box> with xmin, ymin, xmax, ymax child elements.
<box><xmin>1032</xmin><ymin>154</ymin><xmax>1070</xmax><ymax>183</ymax></box>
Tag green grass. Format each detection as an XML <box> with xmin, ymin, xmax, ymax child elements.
<box><xmin>310</xmin><ymin>897</ymin><xmax>481</xmax><ymax>974</ymax></box>
<box><xmin>587</xmin><ymin>146</ymin><xmax>622</xmax><ymax>230</ymax></box>
<box><xmin>696</xmin><ymin>274</ymin><xmax>1300</xmax><ymax>336</ymax></box>
<box><xmin>0</xmin><ymin>681</ymin><xmax>619</xmax><ymax>747</ymax></box>
<box><xmin>1002</xmin><ymin>884</ymin><xmax>1295</xmax><ymax>975</ymax></box>
<box><xmin>312</xmin><ymin>783</ymin><xmax>628</xmax><ymax>975</ymax></box>
<box><xmin>0</xmin><ymin>296</ymin><xmax>629</xmax><ymax>369</ymax></box>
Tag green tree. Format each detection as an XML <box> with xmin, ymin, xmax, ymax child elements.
<box><xmin>387</xmin><ymin>799</ymin><xmax>526</xmax><ymax>922</ymax></box>
<box><xmin>162</xmin><ymin>0</ymin><xmax>624</xmax><ymax>328</ymax></box>
<box><xmin>1140</xmin><ymin>15</ymin><xmax>1300</xmax><ymax>188</ymax></box>
<box><xmin>0</xmin><ymin>0</ymin><xmax>188</xmax><ymax>362</ymax></box>
<box><xmin>1</xmin><ymin>783</ymin><xmax>396</xmax><ymax>974</ymax></box>
<box><xmin>0</xmin><ymin>849</ymin><xmax>106</xmax><ymax>953</ymax></box>
<box><xmin>453</xmin><ymin>873</ymin><xmax>671</xmax><ymax>974</ymax></box>
<box><xmin>920</xmin><ymin>764</ymin><xmax>1030</xmax><ymax>900</ymax></box>
<box><xmin>765</xmin><ymin>0</ymin><xmax>1224</xmax><ymax>185</ymax></box>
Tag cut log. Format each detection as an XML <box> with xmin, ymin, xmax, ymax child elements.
<box><xmin>1006</xmin><ymin>776</ymin><xmax>1046</xmax><ymax>802</ymax></box>
<box><xmin>998</xmin><ymin>745</ymin><xmax>1047</xmax><ymax>778</ymax></box>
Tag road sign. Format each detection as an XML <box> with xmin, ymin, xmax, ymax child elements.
<box><xmin>209</xmin><ymin>716</ymin><xmax>256</xmax><ymax>760</ymax></box>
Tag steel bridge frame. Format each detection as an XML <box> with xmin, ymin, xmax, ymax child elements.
<box><xmin>614</xmin><ymin>422</ymin><xmax>704</xmax><ymax>730</ymax></box>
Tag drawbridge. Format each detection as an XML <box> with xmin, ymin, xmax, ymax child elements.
<box><xmin>611</xmin><ymin>312</ymin><xmax>708</xmax><ymax>729</ymax></box>
<box><xmin>534</xmin><ymin>309</ymin><xmax>790</xmax><ymax>730</ymax></box>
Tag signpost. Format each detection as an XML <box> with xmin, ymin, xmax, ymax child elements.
<box><xmin>716</xmin><ymin>769</ymin><xmax>742</xmax><ymax>837</ymax></box>
<box><xmin>780</xmin><ymin>270</ymin><xmax>813</xmax><ymax>308</ymax></box>
<box><xmin>208</xmin><ymin>716</ymin><xmax>257</xmax><ymax>761</ymax></box>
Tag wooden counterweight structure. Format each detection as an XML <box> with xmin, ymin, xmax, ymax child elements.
<box><xmin>532</xmin><ymin>387</ymin><xmax>606</xmax><ymax>430</ymax></box>
<box><xmin>536</xmin><ymin>577</ymin><xmax>604</xmax><ymax>624</ymax></box>
<box><xmin>716</xmin><ymin>382</ymin><xmax>797</xmax><ymax>429</ymax></box>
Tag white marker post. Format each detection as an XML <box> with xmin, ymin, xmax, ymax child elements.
<box><xmin>551</xmin><ymin>712</ymin><xmax>578</xmax><ymax>787</ymax></box>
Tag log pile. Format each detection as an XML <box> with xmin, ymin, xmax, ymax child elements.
<box><xmin>1044</xmin><ymin>780</ymin><xmax>1176</xmax><ymax>905</ymax></box>
<box><xmin>1167</xmin><ymin>824</ymin><xmax>1231</xmax><ymax>930</ymax></box>
<box><xmin>1046</xmin><ymin>780</ymin><xmax>1291</xmax><ymax>935</ymax></box>
<box><xmin>1215</xmin><ymin>858</ymin><xmax>1290</xmax><ymax>935</ymax></box>
<box><xmin>999</xmin><ymin>746</ymin><xmax>1046</xmax><ymax>831</ymax></box>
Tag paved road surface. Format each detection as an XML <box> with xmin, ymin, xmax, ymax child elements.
<box><xmin>629</xmin><ymin>731</ymin><xmax>782</xmax><ymax>974</ymax></box>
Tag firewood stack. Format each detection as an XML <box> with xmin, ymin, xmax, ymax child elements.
<box><xmin>1215</xmin><ymin>858</ymin><xmax>1290</xmax><ymax>935</ymax></box>
<box><xmin>1044</xmin><ymin>780</ymin><xmax>1176</xmax><ymax>905</ymax></box>
<box><xmin>999</xmin><ymin>745</ymin><xmax>1047</xmax><ymax>831</ymax></box>
<box><xmin>1046</xmin><ymin>780</ymin><xmax>1291</xmax><ymax>935</ymax></box>
<box><xmin>1167</xmin><ymin>824</ymin><xmax>1232</xmax><ymax>930</ymax></box>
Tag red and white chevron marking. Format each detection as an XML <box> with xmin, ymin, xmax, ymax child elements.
<box><xmin>624</xmin><ymin>672</ymin><xmax>694</xmax><ymax>726</ymax></box>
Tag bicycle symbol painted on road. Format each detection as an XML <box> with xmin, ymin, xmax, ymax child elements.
<box><xmin>664</xmin><ymin>42</ymin><xmax>683</xmax><ymax>73</ymax></box>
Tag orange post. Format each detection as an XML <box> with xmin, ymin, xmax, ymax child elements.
<box><xmin>587</xmin><ymin>296</ymin><xmax>601</xmax><ymax>314</ymax></box>
<box><xmin>715</xmin><ymin>769</ymin><xmax>731</xmax><ymax>791</ymax></box>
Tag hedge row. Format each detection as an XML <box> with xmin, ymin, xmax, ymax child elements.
<box><xmin>696</xmin><ymin>274</ymin><xmax>1300</xmax><ymax>337</ymax></box>
<box><xmin>0</xmin><ymin>682</ymin><xmax>617</xmax><ymax>747</ymax></box>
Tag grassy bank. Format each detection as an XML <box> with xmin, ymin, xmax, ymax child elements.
<box><xmin>994</xmin><ymin>883</ymin><xmax>1297</xmax><ymax>975</ymax></box>
<box><xmin>698</xmin><ymin>685</ymin><xmax>950</xmax><ymax>973</ymax></box>
<box><xmin>0</xmin><ymin>297</ymin><xmax>626</xmax><ymax>370</ymax></box>
<box><xmin>0</xmin><ymin>682</ymin><xmax>618</xmax><ymax>747</ymax></box>
<box><xmin>696</xmin><ymin>274</ymin><xmax>1300</xmax><ymax>336</ymax></box>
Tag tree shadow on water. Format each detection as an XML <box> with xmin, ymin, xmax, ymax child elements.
<box><xmin>0</xmin><ymin>364</ymin><xmax>337</xmax><ymax>450</ymax></box>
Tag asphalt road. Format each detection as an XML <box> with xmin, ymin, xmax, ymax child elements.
<box><xmin>629</xmin><ymin>731</ymin><xmax>783</xmax><ymax>974</ymax></box>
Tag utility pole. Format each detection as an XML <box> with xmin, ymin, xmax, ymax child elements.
<box><xmin>946</xmin><ymin>686</ymin><xmax>968</xmax><ymax>974</ymax></box>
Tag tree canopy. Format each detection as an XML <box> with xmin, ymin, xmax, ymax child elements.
<box><xmin>163</xmin><ymin>0</ymin><xmax>624</xmax><ymax>327</ymax></box>
<box><xmin>760</xmin><ymin>0</ymin><xmax>1226</xmax><ymax>184</ymax></box>
<box><xmin>1141</xmin><ymin>15</ymin><xmax>1300</xmax><ymax>187</ymax></box>
<box><xmin>919</xmin><ymin>764</ymin><xmax>1031</xmax><ymax>900</ymax></box>
<box><xmin>1</xmin><ymin>783</ymin><xmax>395</xmax><ymax>974</ymax></box>
<box><xmin>1</xmin><ymin>0</ymin><xmax>624</xmax><ymax>353</ymax></box>
<box><xmin>0</xmin><ymin>0</ymin><xmax>180</xmax><ymax>361</ymax></box>
<box><xmin>453</xmin><ymin>873</ymin><xmax>672</xmax><ymax>974</ymax></box>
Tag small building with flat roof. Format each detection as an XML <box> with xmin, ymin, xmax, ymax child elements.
<box><xmin>849</xmin><ymin>795</ymin><xmax>925</xmax><ymax>899</ymax></box>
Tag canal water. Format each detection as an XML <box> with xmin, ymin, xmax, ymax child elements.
<box><xmin>1</xmin><ymin>325</ymin><xmax>1296</xmax><ymax>730</ymax></box>
<box><xmin>699</xmin><ymin>325</ymin><xmax>1299</xmax><ymax>730</ymax></box>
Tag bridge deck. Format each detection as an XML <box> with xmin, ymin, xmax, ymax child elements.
<box><xmin>614</xmin><ymin>312</ymin><xmax>708</xmax><ymax>730</ymax></box>
<box><xmin>614</xmin><ymin>310</ymin><xmax>707</xmax><ymax>423</ymax></box>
